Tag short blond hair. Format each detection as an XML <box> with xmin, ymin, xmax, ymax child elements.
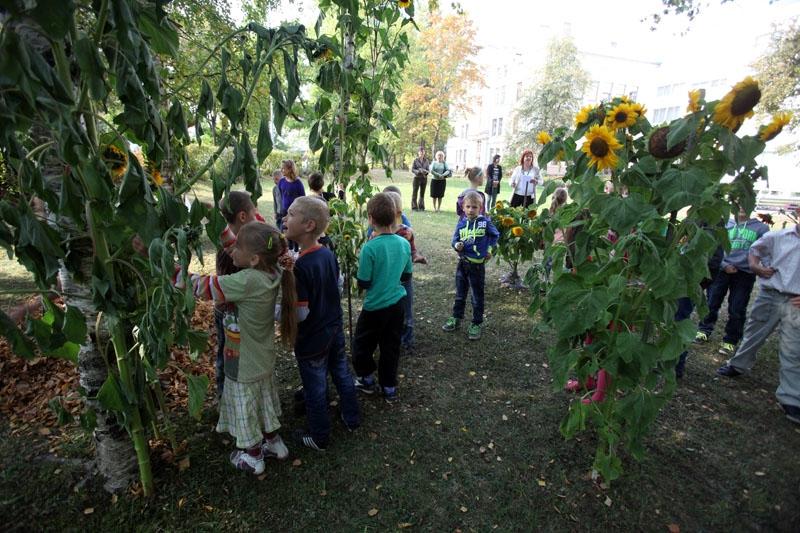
<box><xmin>291</xmin><ymin>196</ymin><xmax>330</xmax><ymax>237</ymax></box>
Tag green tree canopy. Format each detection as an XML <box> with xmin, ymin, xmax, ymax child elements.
<box><xmin>753</xmin><ymin>19</ymin><xmax>800</xmax><ymax>138</ymax></box>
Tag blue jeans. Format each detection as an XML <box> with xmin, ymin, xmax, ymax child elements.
<box><xmin>486</xmin><ymin>191</ymin><xmax>498</xmax><ymax>211</ymax></box>
<box><xmin>452</xmin><ymin>259</ymin><xmax>486</xmax><ymax>325</ymax></box>
<box><xmin>401</xmin><ymin>279</ymin><xmax>414</xmax><ymax>347</ymax></box>
<box><xmin>213</xmin><ymin>309</ymin><xmax>225</xmax><ymax>395</ymax></box>
<box><xmin>296</xmin><ymin>328</ymin><xmax>360</xmax><ymax>445</ymax></box>
<box><xmin>698</xmin><ymin>269</ymin><xmax>756</xmax><ymax>344</ymax></box>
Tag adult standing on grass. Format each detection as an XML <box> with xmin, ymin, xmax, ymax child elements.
<box><xmin>411</xmin><ymin>147</ymin><xmax>430</xmax><ymax>211</ymax></box>
<box><xmin>429</xmin><ymin>150</ymin><xmax>451</xmax><ymax>212</ymax></box>
<box><xmin>693</xmin><ymin>206</ymin><xmax>768</xmax><ymax>356</ymax></box>
<box><xmin>509</xmin><ymin>149</ymin><xmax>541</xmax><ymax>208</ymax></box>
<box><xmin>484</xmin><ymin>154</ymin><xmax>503</xmax><ymax>210</ymax></box>
<box><xmin>716</xmin><ymin>210</ymin><xmax>800</xmax><ymax>425</ymax></box>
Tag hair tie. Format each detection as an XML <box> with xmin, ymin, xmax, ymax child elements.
<box><xmin>278</xmin><ymin>250</ymin><xmax>295</xmax><ymax>272</ymax></box>
<box><xmin>267</xmin><ymin>236</ymin><xmax>273</xmax><ymax>250</ymax></box>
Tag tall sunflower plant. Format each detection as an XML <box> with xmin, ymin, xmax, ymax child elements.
<box><xmin>490</xmin><ymin>201</ymin><xmax>548</xmax><ymax>287</ymax></box>
<box><xmin>530</xmin><ymin>79</ymin><xmax>789</xmax><ymax>482</ymax></box>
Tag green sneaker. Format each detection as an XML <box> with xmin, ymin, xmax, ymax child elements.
<box><xmin>467</xmin><ymin>323</ymin><xmax>482</xmax><ymax>340</ymax></box>
<box><xmin>693</xmin><ymin>331</ymin><xmax>708</xmax><ymax>344</ymax></box>
<box><xmin>442</xmin><ymin>317</ymin><xmax>460</xmax><ymax>331</ymax></box>
<box><xmin>718</xmin><ymin>342</ymin><xmax>736</xmax><ymax>356</ymax></box>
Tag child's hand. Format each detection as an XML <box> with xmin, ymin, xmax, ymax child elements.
<box><xmin>791</xmin><ymin>296</ymin><xmax>800</xmax><ymax>309</ymax></box>
<box><xmin>454</xmin><ymin>242</ymin><xmax>464</xmax><ymax>252</ymax></box>
<box><xmin>132</xmin><ymin>235</ymin><xmax>148</xmax><ymax>257</ymax></box>
<box><xmin>413</xmin><ymin>253</ymin><xmax>428</xmax><ymax>265</ymax></box>
<box><xmin>754</xmin><ymin>265</ymin><xmax>776</xmax><ymax>278</ymax></box>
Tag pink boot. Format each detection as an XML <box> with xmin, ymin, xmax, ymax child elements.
<box><xmin>565</xmin><ymin>375</ymin><xmax>597</xmax><ymax>393</ymax></box>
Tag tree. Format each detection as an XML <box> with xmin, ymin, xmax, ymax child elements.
<box><xmin>753</xmin><ymin>20</ymin><xmax>800</xmax><ymax>136</ymax></box>
<box><xmin>506</xmin><ymin>36</ymin><xmax>589</xmax><ymax>159</ymax></box>
<box><xmin>391</xmin><ymin>11</ymin><xmax>481</xmax><ymax>161</ymax></box>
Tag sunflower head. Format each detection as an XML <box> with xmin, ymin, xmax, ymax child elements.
<box><xmin>629</xmin><ymin>102</ymin><xmax>646</xmax><ymax>118</ymax></box>
<box><xmin>502</xmin><ymin>216</ymin><xmax>515</xmax><ymax>227</ymax></box>
<box><xmin>146</xmin><ymin>160</ymin><xmax>163</xmax><ymax>187</ymax></box>
<box><xmin>687</xmin><ymin>89</ymin><xmax>703</xmax><ymax>113</ymax></box>
<box><xmin>581</xmin><ymin>125</ymin><xmax>622</xmax><ymax>171</ymax></box>
<box><xmin>606</xmin><ymin>103</ymin><xmax>637</xmax><ymax>130</ymax></box>
<box><xmin>398</xmin><ymin>0</ymin><xmax>411</xmax><ymax>8</ymax></box>
<box><xmin>759</xmin><ymin>111</ymin><xmax>793</xmax><ymax>142</ymax></box>
<box><xmin>511</xmin><ymin>226</ymin><xmax>523</xmax><ymax>237</ymax></box>
<box><xmin>713</xmin><ymin>77</ymin><xmax>761</xmax><ymax>130</ymax></box>
<box><xmin>527</xmin><ymin>209</ymin><xmax>537</xmax><ymax>219</ymax></box>
<box><xmin>495</xmin><ymin>201</ymin><xmax>503</xmax><ymax>210</ymax></box>
<box><xmin>575</xmin><ymin>105</ymin><xmax>595</xmax><ymax>126</ymax></box>
<box><xmin>536</xmin><ymin>131</ymin><xmax>552</xmax><ymax>145</ymax></box>
<box><xmin>102</xmin><ymin>145</ymin><xmax>128</xmax><ymax>183</ymax></box>
<box><xmin>648</xmin><ymin>126</ymin><xmax>686</xmax><ymax>159</ymax></box>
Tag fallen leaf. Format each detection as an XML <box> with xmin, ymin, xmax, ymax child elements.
<box><xmin>434</xmin><ymin>420</ymin><xmax>442</xmax><ymax>425</ymax></box>
<box><xmin>38</xmin><ymin>427</ymin><xmax>51</xmax><ymax>436</ymax></box>
<box><xmin>754</xmin><ymin>471</ymin><xmax>766</xmax><ymax>476</ymax></box>
<box><xmin>537</xmin><ymin>479</ymin><xmax>546</xmax><ymax>487</ymax></box>
<box><xmin>292</xmin><ymin>459</ymin><xmax>302</xmax><ymax>467</ymax></box>
<box><xmin>257</xmin><ymin>474</ymin><xmax>267</xmax><ymax>481</ymax></box>
<box><xmin>204</xmin><ymin>505</ymin><xmax>213</xmax><ymax>512</ymax></box>
<box><xmin>177</xmin><ymin>457</ymin><xmax>190</xmax><ymax>471</ymax></box>
<box><xmin>398</xmin><ymin>523</ymin><xmax>413</xmax><ymax>529</ymax></box>
<box><xmin>469</xmin><ymin>371</ymin><xmax>476</xmax><ymax>377</ymax></box>
<box><xmin>110</xmin><ymin>494</ymin><xmax>118</xmax><ymax>505</ymax></box>
<box><xmin>368</xmin><ymin>508</ymin><xmax>379</xmax><ymax>517</ymax></box>
<box><xmin>460</xmin><ymin>506</ymin><xmax>468</xmax><ymax>513</ymax></box>
<box><xmin>479</xmin><ymin>446</ymin><xmax>487</xmax><ymax>454</ymax></box>
<box><xmin>83</xmin><ymin>508</ymin><xmax>94</xmax><ymax>515</ymax></box>
<box><xmin>53</xmin><ymin>468</ymin><xmax>61</xmax><ymax>475</ymax></box>
<box><xmin>501</xmin><ymin>414</ymin><xmax>508</xmax><ymax>421</ymax></box>
<box><xmin>604</xmin><ymin>497</ymin><xmax>612</xmax><ymax>507</ymax></box>
<box><xmin>320</xmin><ymin>490</ymin><xmax>327</xmax><ymax>496</ymax></box>
<box><xmin>667</xmin><ymin>524</ymin><xmax>680</xmax><ymax>533</ymax></box>
<box><xmin>177</xmin><ymin>497</ymin><xmax>186</xmax><ymax>508</ymax></box>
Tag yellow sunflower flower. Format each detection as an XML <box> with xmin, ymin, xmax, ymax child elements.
<box><xmin>759</xmin><ymin>111</ymin><xmax>793</xmax><ymax>142</ymax></box>
<box><xmin>713</xmin><ymin>76</ymin><xmax>761</xmax><ymax>130</ymax></box>
<box><xmin>102</xmin><ymin>145</ymin><xmax>128</xmax><ymax>183</ymax></box>
<box><xmin>606</xmin><ymin>103</ymin><xmax>637</xmax><ymax>130</ymax></box>
<box><xmin>619</xmin><ymin>95</ymin><xmax>630</xmax><ymax>103</ymax></box>
<box><xmin>511</xmin><ymin>226</ymin><xmax>523</xmax><ymax>237</ymax></box>
<box><xmin>687</xmin><ymin>89</ymin><xmax>702</xmax><ymax>113</ymax></box>
<box><xmin>630</xmin><ymin>102</ymin><xmax>646</xmax><ymax>118</ymax></box>
<box><xmin>581</xmin><ymin>124</ymin><xmax>622</xmax><ymax>171</ymax></box>
<box><xmin>527</xmin><ymin>209</ymin><xmax>537</xmax><ymax>219</ymax></box>
<box><xmin>536</xmin><ymin>131</ymin><xmax>552</xmax><ymax>145</ymax></box>
<box><xmin>495</xmin><ymin>201</ymin><xmax>503</xmax><ymax>210</ymax></box>
<box><xmin>575</xmin><ymin>105</ymin><xmax>595</xmax><ymax>126</ymax></box>
<box><xmin>502</xmin><ymin>216</ymin><xmax>515</xmax><ymax>227</ymax></box>
<box><xmin>398</xmin><ymin>0</ymin><xmax>411</xmax><ymax>7</ymax></box>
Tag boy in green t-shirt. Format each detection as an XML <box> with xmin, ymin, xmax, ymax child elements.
<box><xmin>352</xmin><ymin>193</ymin><xmax>413</xmax><ymax>402</ymax></box>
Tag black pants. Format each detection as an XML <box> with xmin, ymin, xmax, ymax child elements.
<box><xmin>510</xmin><ymin>193</ymin><xmax>534</xmax><ymax>208</ymax></box>
<box><xmin>352</xmin><ymin>298</ymin><xmax>405</xmax><ymax>388</ymax></box>
<box><xmin>699</xmin><ymin>269</ymin><xmax>757</xmax><ymax>344</ymax></box>
<box><xmin>411</xmin><ymin>176</ymin><xmax>427</xmax><ymax>210</ymax></box>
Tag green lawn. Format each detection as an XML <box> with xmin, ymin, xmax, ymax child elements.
<box><xmin>1</xmin><ymin>172</ymin><xmax>799</xmax><ymax>531</ymax></box>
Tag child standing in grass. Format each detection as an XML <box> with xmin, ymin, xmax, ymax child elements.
<box><xmin>352</xmin><ymin>193</ymin><xmax>413</xmax><ymax>402</ymax></box>
<box><xmin>443</xmin><ymin>190</ymin><xmax>499</xmax><ymax>340</ymax></box>
<box><xmin>383</xmin><ymin>191</ymin><xmax>427</xmax><ymax>354</ymax></box>
<box><xmin>456</xmin><ymin>167</ymin><xmax>487</xmax><ymax>219</ymax></box>
<box><xmin>183</xmin><ymin>222</ymin><xmax>297</xmax><ymax>474</ymax></box>
<box><xmin>283</xmin><ymin>197</ymin><xmax>360</xmax><ymax>450</ymax></box>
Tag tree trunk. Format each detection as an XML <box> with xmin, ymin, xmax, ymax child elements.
<box><xmin>5</xmin><ymin>11</ymin><xmax>138</xmax><ymax>493</ymax></box>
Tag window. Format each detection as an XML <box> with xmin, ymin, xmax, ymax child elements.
<box><xmin>497</xmin><ymin>86</ymin><xmax>505</xmax><ymax>105</ymax></box>
<box><xmin>476</xmin><ymin>141</ymin><xmax>482</xmax><ymax>162</ymax></box>
<box><xmin>491</xmin><ymin>119</ymin><xmax>497</xmax><ymax>136</ymax></box>
<box><xmin>497</xmin><ymin>118</ymin><xmax>503</xmax><ymax>136</ymax></box>
<box><xmin>516</xmin><ymin>82</ymin><xmax>523</xmax><ymax>100</ymax></box>
<box><xmin>656</xmin><ymin>85</ymin><xmax>671</xmax><ymax>97</ymax></box>
<box><xmin>653</xmin><ymin>108</ymin><xmax>666</xmax><ymax>123</ymax></box>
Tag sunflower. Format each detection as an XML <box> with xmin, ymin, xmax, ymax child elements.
<box><xmin>687</xmin><ymin>89</ymin><xmax>702</xmax><ymax>113</ymax></box>
<box><xmin>502</xmin><ymin>216</ymin><xmax>515</xmax><ymax>227</ymax></box>
<box><xmin>511</xmin><ymin>226</ymin><xmax>523</xmax><ymax>237</ymax></box>
<box><xmin>629</xmin><ymin>102</ymin><xmax>646</xmax><ymax>118</ymax></box>
<box><xmin>536</xmin><ymin>131</ymin><xmax>552</xmax><ymax>145</ymax></box>
<box><xmin>581</xmin><ymin>124</ymin><xmax>622</xmax><ymax>171</ymax></box>
<box><xmin>758</xmin><ymin>111</ymin><xmax>793</xmax><ymax>142</ymax></box>
<box><xmin>398</xmin><ymin>0</ymin><xmax>411</xmax><ymax>7</ymax></box>
<box><xmin>606</xmin><ymin>103</ymin><xmax>637</xmax><ymax>130</ymax></box>
<box><xmin>527</xmin><ymin>209</ymin><xmax>537</xmax><ymax>219</ymax></box>
<box><xmin>102</xmin><ymin>145</ymin><xmax>128</xmax><ymax>183</ymax></box>
<box><xmin>575</xmin><ymin>105</ymin><xmax>595</xmax><ymax>126</ymax></box>
<box><xmin>495</xmin><ymin>201</ymin><xmax>503</xmax><ymax>210</ymax></box>
<box><xmin>146</xmin><ymin>160</ymin><xmax>164</xmax><ymax>187</ymax></box>
<box><xmin>713</xmin><ymin>76</ymin><xmax>761</xmax><ymax>130</ymax></box>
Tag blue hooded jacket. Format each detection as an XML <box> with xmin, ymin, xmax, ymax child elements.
<box><xmin>451</xmin><ymin>215</ymin><xmax>499</xmax><ymax>263</ymax></box>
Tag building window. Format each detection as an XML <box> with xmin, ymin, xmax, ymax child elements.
<box><xmin>497</xmin><ymin>86</ymin><xmax>505</xmax><ymax>105</ymax></box>
<box><xmin>497</xmin><ymin>118</ymin><xmax>503</xmax><ymax>136</ymax></box>
<box><xmin>656</xmin><ymin>85</ymin><xmax>671</xmax><ymax>97</ymax></box>
<box><xmin>491</xmin><ymin>119</ymin><xmax>497</xmax><ymax>136</ymax></box>
<box><xmin>516</xmin><ymin>82</ymin><xmax>523</xmax><ymax>100</ymax></box>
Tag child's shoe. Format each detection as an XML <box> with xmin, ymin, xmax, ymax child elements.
<box><xmin>382</xmin><ymin>386</ymin><xmax>399</xmax><ymax>404</ymax></box>
<box><xmin>230</xmin><ymin>449</ymin><xmax>265</xmax><ymax>475</ymax></box>
<box><xmin>340</xmin><ymin>412</ymin><xmax>360</xmax><ymax>432</ymax></box>
<box><xmin>693</xmin><ymin>331</ymin><xmax>708</xmax><ymax>344</ymax></box>
<box><xmin>467</xmin><ymin>323</ymin><xmax>481</xmax><ymax>340</ymax></box>
<box><xmin>442</xmin><ymin>317</ymin><xmax>460</xmax><ymax>331</ymax></box>
<box><xmin>354</xmin><ymin>375</ymin><xmax>378</xmax><ymax>395</ymax></box>
<box><xmin>718</xmin><ymin>342</ymin><xmax>736</xmax><ymax>356</ymax></box>
<box><xmin>293</xmin><ymin>429</ymin><xmax>328</xmax><ymax>451</ymax></box>
<box><xmin>261</xmin><ymin>435</ymin><xmax>289</xmax><ymax>460</ymax></box>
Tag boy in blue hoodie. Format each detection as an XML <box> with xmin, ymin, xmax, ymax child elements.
<box><xmin>694</xmin><ymin>206</ymin><xmax>769</xmax><ymax>356</ymax></box>
<box><xmin>442</xmin><ymin>190</ymin><xmax>500</xmax><ymax>340</ymax></box>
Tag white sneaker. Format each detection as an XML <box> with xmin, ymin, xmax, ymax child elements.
<box><xmin>230</xmin><ymin>450</ymin><xmax>265</xmax><ymax>475</ymax></box>
<box><xmin>262</xmin><ymin>435</ymin><xmax>289</xmax><ymax>460</ymax></box>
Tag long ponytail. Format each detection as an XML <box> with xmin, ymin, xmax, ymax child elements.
<box><xmin>277</xmin><ymin>235</ymin><xmax>298</xmax><ymax>347</ymax></box>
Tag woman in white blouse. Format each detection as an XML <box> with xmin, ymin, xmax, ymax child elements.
<box><xmin>509</xmin><ymin>149</ymin><xmax>542</xmax><ymax>208</ymax></box>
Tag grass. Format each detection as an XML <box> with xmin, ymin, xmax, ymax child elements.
<box><xmin>1</xmin><ymin>172</ymin><xmax>799</xmax><ymax>531</ymax></box>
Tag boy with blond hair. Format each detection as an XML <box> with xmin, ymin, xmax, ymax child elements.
<box><xmin>352</xmin><ymin>193</ymin><xmax>413</xmax><ymax>402</ymax></box>
<box><xmin>283</xmin><ymin>197</ymin><xmax>360</xmax><ymax>450</ymax></box>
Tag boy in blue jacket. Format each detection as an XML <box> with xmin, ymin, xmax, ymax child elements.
<box><xmin>442</xmin><ymin>190</ymin><xmax>500</xmax><ymax>340</ymax></box>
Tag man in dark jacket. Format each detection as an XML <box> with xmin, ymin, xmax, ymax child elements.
<box><xmin>411</xmin><ymin>147</ymin><xmax>430</xmax><ymax>211</ymax></box>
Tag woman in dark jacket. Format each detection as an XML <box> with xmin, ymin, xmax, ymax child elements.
<box><xmin>484</xmin><ymin>154</ymin><xmax>502</xmax><ymax>211</ymax></box>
